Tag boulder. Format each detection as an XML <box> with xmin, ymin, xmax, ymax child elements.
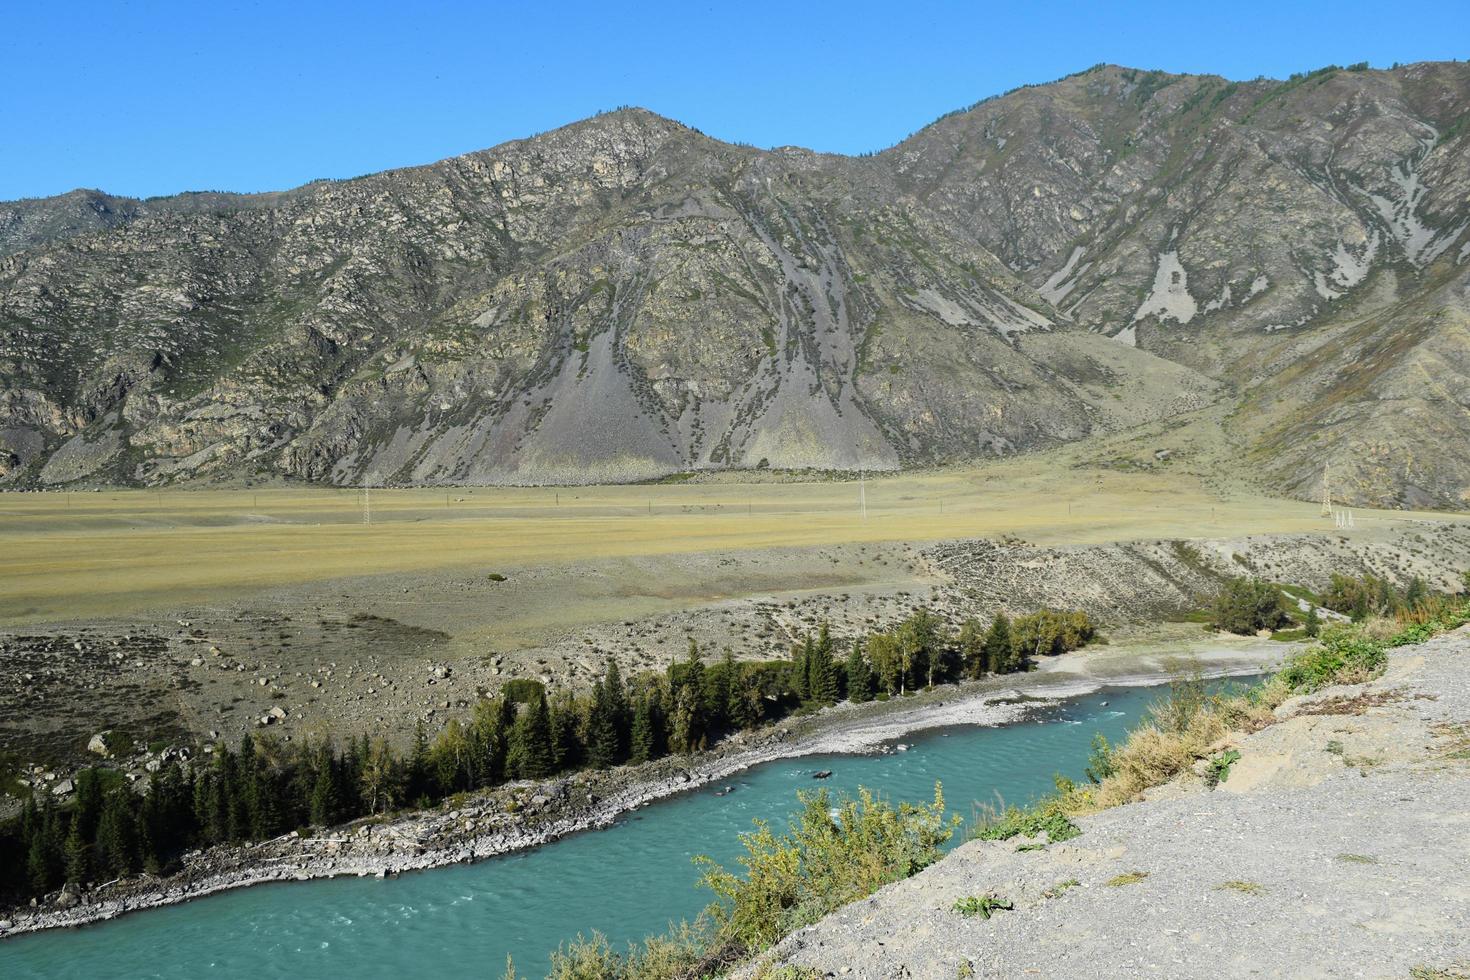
<box><xmin>55</xmin><ymin>884</ymin><xmax>80</xmax><ymax>909</ymax></box>
<box><xmin>87</xmin><ymin>731</ymin><xmax>113</xmax><ymax>757</ymax></box>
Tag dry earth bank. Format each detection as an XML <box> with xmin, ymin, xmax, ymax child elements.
<box><xmin>749</xmin><ymin>629</ymin><xmax>1470</xmax><ymax>979</ymax></box>
<box><xmin>3</xmin><ymin>518</ymin><xmax>1467</xmax><ymax>795</ymax></box>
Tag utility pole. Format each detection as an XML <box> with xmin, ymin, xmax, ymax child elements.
<box><xmin>1321</xmin><ymin>462</ymin><xmax>1333</xmax><ymax>517</ymax></box>
<box><xmin>859</xmin><ymin>469</ymin><xmax>867</xmax><ymax>520</ymax></box>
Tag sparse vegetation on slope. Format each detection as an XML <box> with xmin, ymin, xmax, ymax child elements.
<box><xmin>984</xmin><ymin>592</ymin><xmax>1470</xmax><ymax>826</ymax></box>
<box><xmin>544</xmin><ymin>786</ymin><xmax>955</xmax><ymax>979</ymax></box>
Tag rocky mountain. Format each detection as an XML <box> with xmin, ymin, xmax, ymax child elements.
<box><xmin>3</xmin><ymin>61</ymin><xmax>1468</xmax><ymax>506</ymax></box>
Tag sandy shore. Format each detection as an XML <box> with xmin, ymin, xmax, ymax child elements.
<box><xmin>0</xmin><ymin>633</ymin><xmax>1285</xmax><ymax>940</ymax></box>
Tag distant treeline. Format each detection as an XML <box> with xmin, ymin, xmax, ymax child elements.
<box><xmin>0</xmin><ymin>607</ymin><xmax>1094</xmax><ymax>908</ymax></box>
<box><xmin>1211</xmin><ymin>571</ymin><xmax>1470</xmax><ymax>636</ymax></box>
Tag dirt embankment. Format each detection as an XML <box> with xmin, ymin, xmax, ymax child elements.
<box><xmin>752</xmin><ymin>628</ymin><xmax>1470</xmax><ymax>980</ymax></box>
<box><xmin>5</xmin><ymin>522</ymin><xmax>1463</xmax><ymax>789</ymax></box>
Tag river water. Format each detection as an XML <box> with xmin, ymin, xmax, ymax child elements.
<box><xmin>0</xmin><ymin>679</ymin><xmax>1249</xmax><ymax>978</ymax></box>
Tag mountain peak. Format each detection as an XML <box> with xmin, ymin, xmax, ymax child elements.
<box><xmin>2</xmin><ymin>60</ymin><xmax>1468</xmax><ymax>507</ymax></box>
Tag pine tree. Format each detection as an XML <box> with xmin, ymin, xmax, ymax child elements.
<box><xmin>706</xmin><ymin>650</ymin><xmax>736</xmax><ymax>735</ymax></box>
<box><xmin>844</xmin><ymin>641</ymin><xmax>874</xmax><ymax>702</ymax></box>
<box><xmin>202</xmin><ymin>748</ymin><xmax>235</xmax><ymax>844</ymax></box>
<box><xmin>138</xmin><ymin>777</ymin><xmax>166</xmax><ymax>874</ymax></box>
<box><xmin>900</xmin><ymin>608</ymin><xmax>940</xmax><ymax>688</ymax></box>
<box><xmin>930</xmin><ymin>627</ymin><xmax>958</xmax><ymax>684</ymax></box>
<box><xmin>407</xmin><ymin>720</ymin><xmax>431</xmax><ymax>803</ymax></box>
<box><xmin>72</xmin><ymin>768</ymin><xmax>104</xmax><ymax>842</ymax></box>
<box><xmin>603</xmin><ymin>660</ymin><xmax>630</xmax><ymax>760</ymax></box>
<box><xmin>1303</xmin><ymin>604</ymin><xmax>1322</xmax><ymax>638</ymax></box>
<box><xmin>245</xmin><ymin>746</ymin><xmax>285</xmax><ymax>840</ymax></box>
<box><xmin>549</xmin><ymin>691</ymin><xmax>583</xmax><ymax>771</ymax></box>
<box><xmin>26</xmin><ymin>797</ymin><xmax>63</xmax><ymax>894</ymax></box>
<box><xmin>469</xmin><ymin>696</ymin><xmax>514</xmax><ymax>786</ymax></box>
<box><xmin>230</xmin><ymin>735</ymin><xmax>257</xmax><ymax>840</ymax></box>
<box><xmin>63</xmin><ymin>817</ymin><xmax>89</xmax><ymax>885</ymax></box>
<box><xmin>810</xmin><ymin>624</ymin><xmax>840</xmax><ymax>704</ymax></box>
<box><xmin>629</xmin><ymin>693</ymin><xmax>657</xmax><ymax>764</ymax></box>
<box><xmin>508</xmin><ymin>689</ymin><xmax>555</xmax><ymax>779</ymax></box>
<box><xmin>670</xmin><ymin>684</ymin><xmax>702</xmax><ymax>754</ymax></box>
<box><xmin>958</xmin><ymin>618</ymin><xmax>985</xmax><ymax>677</ymax></box>
<box><xmin>790</xmin><ymin>638</ymin><xmax>811</xmax><ymax>701</ymax></box>
<box><xmin>725</xmin><ymin>657</ymin><xmax>753</xmax><ymax>731</ymax></box>
<box><xmin>1405</xmin><ymin>576</ymin><xmax>1428</xmax><ymax>610</ymax></box>
<box><xmin>19</xmin><ymin>792</ymin><xmax>37</xmax><ymax>843</ymax></box>
<box><xmin>309</xmin><ymin>748</ymin><xmax>342</xmax><ymax>826</ymax></box>
<box><xmin>983</xmin><ymin>613</ymin><xmax>1014</xmax><ymax>674</ymax></box>
<box><xmin>587</xmin><ymin>669</ymin><xmax>622</xmax><ymax>769</ymax></box>
<box><xmin>94</xmin><ymin>790</ymin><xmax>139</xmax><ymax>879</ymax></box>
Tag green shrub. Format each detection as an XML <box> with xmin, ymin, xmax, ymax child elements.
<box><xmin>1388</xmin><ymin>597</ymin><xmax>1470</xmax><ymax>647</ymax></box>
<box><xmin>1276</xmin><ymin>624</ymin><xmax>1386</xmax><ymax>693</ymax></box>
<box><xmin>1206</xmin><ymin>749</ymin><xmax>1241</xmax><ymax>785</ymax></box>
<box><xmin>1211</xmin><ymin>577</ymin><xmax>1288</xmax><ymax>634</ymax></box>
<box><xmin>551</xmin><ymin>784</ymin><xmax>961</xmax><ymax>976</ymax></box>
<box><xmin>1321</xmin><ymin>572</ymin><xmax>1450</xmax><ymax>621</ymax></box>
<box><xmin>1083</xmin><ymin>733</ymin><xmax>1117</xmax><ymax>785</ymax></box>
<box><xmin>548</xmin><ymin>922</ymin><xmax>713</xmax><ymax>979</ymax></box>
<box><xmin>972</xmin><ymin>797</ymin><xmax>1081</xmax><ymax>843</ymax></box>
<box><xmin>1009</xmin><ymin>609</ymin><xmax>1096</xmax><ymax>659</ymax></box>
<box><xmin>499</xmin><ymin>678</ymin><xmax>546</xmax><ymax>704</ymax></box>
<box><xmin>698</xmin><ymin>785</ymin><xmax>956</xmax><ymax>951</ymax></box>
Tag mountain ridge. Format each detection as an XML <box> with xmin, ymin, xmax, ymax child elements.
<box><xmin>3</xmin><ymin>62</ymin><xmax>1468</xmax><ymax>505</ymax></box>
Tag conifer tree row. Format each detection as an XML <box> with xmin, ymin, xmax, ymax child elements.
<box><xmin>0</xmin><ymin>606</ymin><xmax>1092</xmax><ymax>907</ymax></box>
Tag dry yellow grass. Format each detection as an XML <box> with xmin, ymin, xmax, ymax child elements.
<box><xmin>0</xmin><ymin>456</ymin><xmax>1456</xmax><ymax>626</ymax></box>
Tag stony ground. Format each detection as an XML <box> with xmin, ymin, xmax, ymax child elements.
<box><xmin>752</xmin><ymin>629</ymin><xmax>1470</xmax><ymax>979</ymax></box>
<box><xmin>2</xmin><ymin>523</ymin><xmax>1465</xmax><ymax>804</ymax></box>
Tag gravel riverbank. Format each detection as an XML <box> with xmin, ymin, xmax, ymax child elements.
<box><xmin>0</xmin><ymin>634</ymin><xmax>1282</xmax><ymax>939</ymax></box>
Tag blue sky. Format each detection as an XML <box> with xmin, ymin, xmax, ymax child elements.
<box><xmin>2</xmin><ymin>0</ymin><xmax>1466</xmax><ymax>201</ymax></box>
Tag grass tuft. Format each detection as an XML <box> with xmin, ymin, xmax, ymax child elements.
<box><xmin>1217</xmin><ymin>879</ymin><xmax>1265</xmax><ymax>895</ymax></box>
<box><xmin>952</xmin><ymin>894</ymin><xmax>1014</xmax><ymax>919</ymax></box>
<box><xmin>972</xmin><ymin>799</ymin><xmax>1082</xmax><ymax>843</ymax></box>
<box><xmin>1042</xmin><ymin>878</ymin><xmax>1081</xmax><ymax>899</ymax></box>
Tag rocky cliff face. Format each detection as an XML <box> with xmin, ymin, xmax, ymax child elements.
<box><xmin>3</xmin><ymin>62</ymin><xmax>1469</xmax><ymax>504</ymax></box>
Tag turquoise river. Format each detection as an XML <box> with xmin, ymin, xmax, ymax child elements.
<box><xmin>0</xmin><ymin>679</ymin><xmax>1251</xmax><ymax>978</ymax></box>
